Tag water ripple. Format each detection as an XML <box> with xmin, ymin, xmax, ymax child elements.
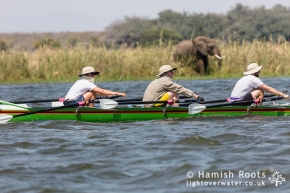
<box><xmin>1</xmin><ymin>79</ymin><xmax>290</xmax><ymax>192</ymax></box>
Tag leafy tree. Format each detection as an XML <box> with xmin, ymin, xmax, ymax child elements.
<box><xmin>3</xmin><ymin>3</ymin><xmax>290</xmax><ymax>51</ymax></box>
<box><xmin>100</xmin><ymin>16</ymin><xmax>152</xmax><ymax>48</ymax></box>
<box><xmin>222</xmin><ymin>4</ymin><xmax>258</xmax><ymax>41</ymax></box>
<box><xmin>154</xmin><ymin>10</ymin><xmax>198</xmax><ymax>39</ymax></box>
<box><xmin>265</xmin><ymin>5</ymin><xmax>290</xmax><ymax>41</ymax></box>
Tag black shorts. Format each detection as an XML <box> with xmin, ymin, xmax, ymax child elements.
<box><xmin>239</xmin><ymin>92</ymin><xmax>254</xmax><ymax>105</ymax></box>
<box><xmin>63</xmin><ymin>95</ymin><xmax>84</xmax><ymax>105</ymax></box>
<box><xmin>241</xmin><ymin>92</ymin><xmax>254</xmax><ymax>101</ymax></box>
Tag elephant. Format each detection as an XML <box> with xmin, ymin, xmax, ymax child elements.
<box><xmin>173</xmin><ymin>36</ymin><xmax>222</xmax><ymax>75</ymax></box>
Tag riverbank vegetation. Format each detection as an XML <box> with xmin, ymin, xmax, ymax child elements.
<box><xmin>1</xmin><ymin>38</ymin><xmax>290</xmax><ymax>84</ymax></box>
<box><xmin>1</xmin><ymin>3</ymin><xmax>290</xmax><ymax>84</ymax></box>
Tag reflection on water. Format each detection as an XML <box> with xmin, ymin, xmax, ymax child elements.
<box><xmin>0</xmin><ymin>78</ymin><xmax>290</xmax><ymax>192</ymax></box>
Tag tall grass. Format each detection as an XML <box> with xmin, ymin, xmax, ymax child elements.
<box><xmin>1</xmin><ymin>40</ymin><xmax>290</xmax><ymax>84</ymax></box>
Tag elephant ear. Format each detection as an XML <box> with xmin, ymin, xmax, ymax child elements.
<box><xmin>193</xmin><ymin>38</ymin><xmax>208</xmax><ymax>56</ymax></box>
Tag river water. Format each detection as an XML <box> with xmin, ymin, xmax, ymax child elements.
<box><xmin>0</xmin><ymin>77</ymin><xmax>290</xmax><ymax>193</ymax></box>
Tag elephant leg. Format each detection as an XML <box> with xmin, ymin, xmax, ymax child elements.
<box><xmin>203</xmin><ymin>56</ymin><xmax>209</xmax><ymax>74</ymax></box>
<box><xmin>197</xmin><ymin>59</ymin><xmax>205</xmax><ymax>75</ymax></box>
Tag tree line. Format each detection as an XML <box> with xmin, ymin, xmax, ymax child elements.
<box><xmin>1</xmin><ymin>3</ymin><xmax>290</xmax><ymax>51</ymax></box>
<box><xmin>100</xmin><ymin>3</ymin><xmax>290</xmax><ymax>46</ymax></box>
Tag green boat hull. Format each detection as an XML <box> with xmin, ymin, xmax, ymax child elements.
<box><xmin>1</xmin><ymin>105</ymin><xmax>290</xmax><ymax>123</ymax></box>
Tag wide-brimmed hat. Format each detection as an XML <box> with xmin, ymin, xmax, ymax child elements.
<box><xmin>243</xmin><ymin>63</ymin><xmax>263</xmax><ymax>75</ymax></box>
<box><xmin>78</xmin><ymin>66</ymin><xmax>100</xmax><ymax>77</ymax></box>
<box><xmin>156</xmin><ymin>65</ymin><xmax>177</xmax><ymax>76</ymax></box>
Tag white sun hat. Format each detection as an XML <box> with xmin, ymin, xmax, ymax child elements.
<box><xmin>78</xmin><ymin>66</ymin><xmax>100</xmax><ymax>77</ymax></box>
<box><xmin>156</xmin><ymin>65</ymin><xmax>177</xmax><ymax>76</ymax></box>
<box><xmin>243</xmin><ymin>63</ymin><xmax>263</xmax><ymax>75</ymax></box>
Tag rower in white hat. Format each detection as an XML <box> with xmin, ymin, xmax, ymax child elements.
<box><xmin>231</xmin><ymin>63</ymin><xmax>289</xmax><ymax>104</ymax></box>
<box><xmin>64</xmin><ymin>66</ymin><xmax>126</xmax><ymax>107</ymax></box>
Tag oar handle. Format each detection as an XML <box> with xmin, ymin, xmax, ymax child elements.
<box><xmin>99</xmin><ymin>97</ymin><xmax>141</xmax><ymax>102</ymax></box>
<box><xmin>112</xmin><ymin>99</ymin><xmax>195</xmax><ymax>105</ymax></box>
<box><xmin>264</xmin><ymin>94</ymin><xmax>275</xmax><ymax>97</ymax></box>
<box><xmin>116</xmin><ymin>100</ymin><xmax>170</xmax><ymax>105</ymax></box>
<box><xmin>97</xmin><ymin>95</ymin><xmax>122</xmax><ymax>100</ymax></box>
<box><xmin>92</xmin><ymin>95</ymin><xmax>191</xmax><ymax>103</ymax></box>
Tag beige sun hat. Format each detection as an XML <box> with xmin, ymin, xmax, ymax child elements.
<box><xmin>78</xmin><ymin>66</ymin><xmax>100</xmax><ymax>77</ymax></box>
<box><xmin>156</xmin><ymin>64</ymin><xmax>177</xmax><ymax>76</ymax></box>
<box><xmin>243</xmin><ymin>63</ymin><xmax>263</xmax><ymax>75</ymax></box>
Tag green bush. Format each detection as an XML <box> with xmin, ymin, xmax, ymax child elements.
<box><xmin>34</xmin><ymin>38</ymin><xmax>62</xmax><ymax>49</ymax></box>
<box><xmin>0</xmin><ymin>39</ymin><xmax>7</xmax><ymax>51</ymax></box>
<box><xmin>67</xmin><ymin>37</ymin><xmax>79</xmax><ymax>48</ymax></box>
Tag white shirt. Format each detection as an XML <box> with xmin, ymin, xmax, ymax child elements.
<box><xmin>231</xmin><ymin>75</ymin><xmax>263</xmax><ymax>98</ymax></box>
<box><xmin>65</xmin><ymin>79</ymin><xmax>96</xmax><ymax>100</ymax></box>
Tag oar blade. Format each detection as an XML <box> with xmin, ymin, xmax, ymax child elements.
<box><xmin>188</xmin><ymin>103</ymin><xmax>206</xmax><ymax>114</ymax></box>
<box><xmin>99</xmin><ymin>99</ymin><xmax>118</xmax><ymax>109</ymax></box>
<box><xmin>0</xmin><ymin>100</ymin><xmax>30</xmax><ymax>109</ymax></box>
<box><xmin>0</xmin><ymin>114</ymin><xmax>13</xmax><ymax>124</ymax></box>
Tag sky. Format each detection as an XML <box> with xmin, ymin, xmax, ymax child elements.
<box><xmin>1</xmin><ymin>0</ymin><xmax>290</xmax><ymax>33</ymax></box>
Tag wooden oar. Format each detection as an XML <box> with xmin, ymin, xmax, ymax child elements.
<box><xmin>7</xmin><ymin>94</ymin><xmax>276</xmax><ymax>104</ymax></box>
<box><xmin>9</xmin><ymin>95</ymin><xmax>192</xmax><ymax>104</ymax></box>
<box><xmin>99</xmin><ymin>99</ymin><xmax>205</xmax><ymax>114</ymax></box>
<box><xmin>189</xmin><ymin>96</ymin><xmax>284</xmax><ymax>112</ymax></box>
<box><xmin>99</xmin><ymin>94</ymin><xmax>278</xmax><ymax>109</ymax></box>
<box><xmin>0</xmin><ymin>99</ymin><xmax>114</xmax><ymax>123</ymax></box>
<box><xmin>110</xmin><ymin>96</ymin><xmax>191</xmax><ymax>102</ymax></box>
<box><xmin>99</xmin><ymin>99</ymin><xmax>205</xmax><ymax>109</ymax></box>
<box><xmin>102</xmin><ymin>94</ymin><xmax>277</xmax><ymax>106</ymax></box>
<box><xmin>9</xmin><ymin>95</ymin><xmax>122</xmax><ymax>104</ymax></box>
<box><xmin>99</xmin><ymin>99</ymin><xmax>182</xmax><ymax>108</ymax></box>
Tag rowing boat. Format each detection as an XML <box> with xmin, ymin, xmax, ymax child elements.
<box><xmin>1</xmin><ymin>102</ymin><xmax>290</xmax><ymax>123</ymax></box>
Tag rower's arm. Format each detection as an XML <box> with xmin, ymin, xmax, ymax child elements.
<box><xmin>92</xmin><ymin>86</ymin><xmax>126</xmax><ymax>97</ymax></box>
<box><xmin>259</xmin><ymin>84</ymin><xmax>288</xmax><ymax>98</ymax></box>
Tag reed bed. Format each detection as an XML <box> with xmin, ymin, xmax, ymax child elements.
<box><xmin>1</xmin><ymin>40</ymin><xmax>290</xmax><ymax>84</ymax></box>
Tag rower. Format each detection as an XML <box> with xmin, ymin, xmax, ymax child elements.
<box><xmin>64</xmin><ymin>66</ymin><xmax>126</xmax><ymax>107</ymax></box>
<box><xmin>231</xmin><ymin>63</ymin><xmax>289</xmax><ymax>104</ymax></box>
<box><xmin>142</xmin><ymin>64</ymin><xmax>204</xmax><ymax>107</ymax></box>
